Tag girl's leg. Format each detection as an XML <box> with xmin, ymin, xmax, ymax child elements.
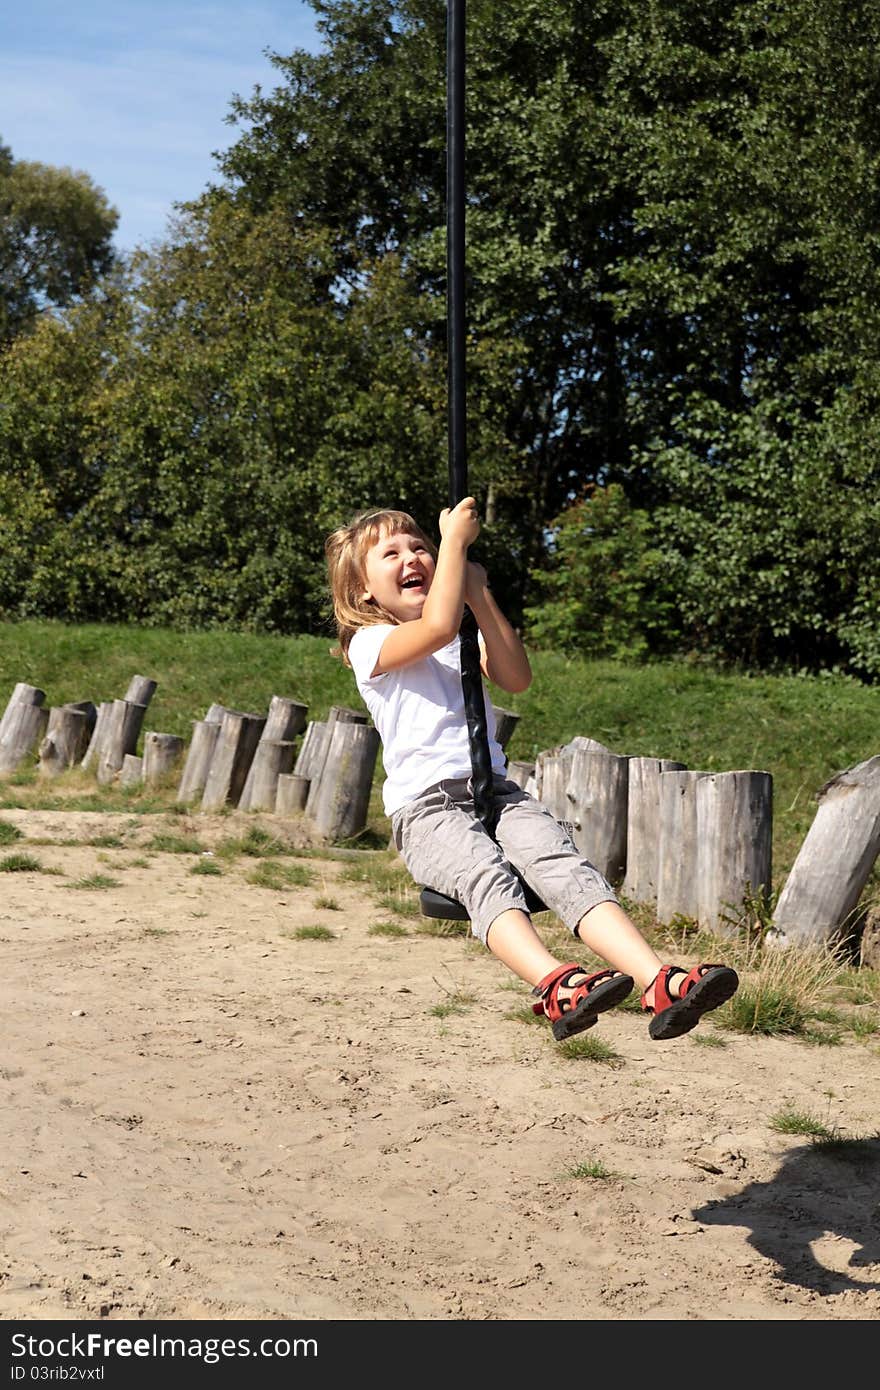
<box><xmin>574</xmin><ymin>901</ymin><xmax>668</xmax><ymax>1006</ymax></box>
<box><xmin>485</xmin><ymin>907</ymin><xmax>629</xmax><ymax>1000</ymax></box>
<box><xmin>485</xmin><ymin>908</ymin><xmax>566</xmax><ymax>985</ymax></box>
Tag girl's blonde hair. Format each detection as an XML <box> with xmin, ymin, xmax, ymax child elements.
<box><xmin>325</xmin><ymin>508</ymin><xmax>438</xmax><ymax>664</ymax></box>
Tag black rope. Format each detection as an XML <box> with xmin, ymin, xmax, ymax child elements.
<box><xmin>447</xmin><ymin>0</ymin><xmax>495</xmax><ymax>834</ymax></box>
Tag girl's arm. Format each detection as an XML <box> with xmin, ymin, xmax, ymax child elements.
<box><xmin>465</xmin><ymin>563</ymin><xmax>532</xmax><ymax>694</ymax></box>
<box><xmin>375</xmin><ymin>497</ymin><xmax>479</xmax><ymax>673</ymax></box>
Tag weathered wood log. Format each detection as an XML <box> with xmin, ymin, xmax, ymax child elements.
<box><xmin>38</xmin><ymin>702</ymin><xmax>96</xmax><ymax>776</ymax></box>
<box><xmin>176</xmin><ymin>705</ymin><xmax>228</xmax><ymax>803</ymax></box>
<box><xmin>177</xmin><ymin>721</ymin><xmax>221</xmax><ymax>802</ymax></box>
<box><xmin>621</xmin><ymin>757</ymin><xmax>687</xmax><ymax>906</ymax></box>
<box><xmin>200</xmin><ymin>710</ymin><xmax>266</xmax><ymax>811</ymax></box>
<box><xmin>240</xmin><ymin>739</ymin><xmax>296</xmax><ymax>812</ymax></box>
<box><xmin>656</xmin><ymin>770</ymin><xmax>709</xmax><ymax>923</ymax></box>
<box><xmin>0</xmin><ymin>699</ymin><xmax>49</xmax><ymax>774</ymax></box>
<box><xmin>506</xmin><ymin>759</ymin><xmax>535</xmax><ymax>789</ymax></box>
<box><xmin>81</xmin><ymin>701</ymin><xmax>113</xmax><ymax>771</ymax></box>
<box><xmin>276</xmin><ymin>772</ymin><xmax>310</xmax><ymax>815</ymax></box>
<box><xmin>304</xmin><ymin>706</ymin><xmax>369</xmax><ymax>818</ymax></box>
<box><xmin>492</xmin><ymin>706</ymin><xmax>520</xmax><ymax>751</ymax></box>
<box><xmin>120</xmin><ymin>754</ymin><xmax>143</xmax><ymax>787</ymax></box>
<box><xmin>696</xmin><ymin>771</ymin><xmax>773</xmax><ymax>935</ymax></box>
<box><xmin>293</xmin><ymin>721</ymin><xmax>326</xmax><ymax>781</ymax></box>
<box><xmin>769</xmin><ymin>756</ymin><xmax>880</xmax><ymax>948</ymax></box>
<box><xmin>0</xmin><ymin>684</ymin><xmax>46</xmax><ymax>745</ymax></box>
<box><xmin>124</xmin><ymin>675</ymin><xmax>157</xmax><ymax>708</ymax></box>
<box><xmin>96</xmin><ymin>700</ymin><xmax>148</xmax><ymax>785</ymax></box>
<box><xmin>142</xmin><ymin>732</ymin><xmax>185</xmax><ymax>785</ymax></box>
<box><xmin>238</xmin><ymin>696</ymin><xmax>307</xmax><ymax>811</ymax></box>
<box><xmin>566</xmin><ymin>749</ymin><xmax>630</xmax><ymax>884</ymax></box>
<box><xmin>311</xmin><ymin>722</ymin><xmax>380</xmax><ymax>842</ymax></box>
<box><xmin>537</xmin><ymin>749</ymin><xmax>575</xmax><ymax>824</ymax></box>
<box><xmin>533</xmin><ymin>736</ymin><xmax>610</xmax><ymax>803</ymax></box>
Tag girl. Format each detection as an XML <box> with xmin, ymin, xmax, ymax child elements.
<box><xmin>325</xmin><ymin>497</ymin><xmax>738</xmax><ymax>1042</ymax></box>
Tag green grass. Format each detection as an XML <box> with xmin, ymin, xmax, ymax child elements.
<box><xmin>556</xmin><ymin>1033</ymin><xmax>624</xmax><ymax>1064</ymax></box>
<box><xmin>0</xmin><ymin>852</ymin><xmax>44</xmax><ymax>872</ymax></box>
<box><xmin>190</xmin><ymin>858</ymin><xmax>223</xmax><ymax>876</ymax></box>
<box><xmin>769</xmin><ymin>1108</ymin><xmax>838</xmax><ymax>1140</ymax></box>
<box><xmin>0</xmin><ymin>820</ymin><xmax>23</xmax><ymax>845</ymax></box>
<box><xmin>288</xmin><ymin>924</ymin><xmax>336</xmax><ymax>941</ymax></box>
<box><xmin>246</xmin><ymin>861</ymin><xmax>314</xmax><ymax>890</ymax></box>
<box><xmin>562</xmin><ymin>1158</ymin><xmax>614</xmax><ymax>1180</ymax></box>
<box><xmin>216</xmin><ymin>826</ymin><xmax>292</xmax><ymax>860</ymax></box>
<box><xmin>70</xmin><ymin>873</ymin><xmax>120</xmax><ymax>890</ymax></box>
<box><xmin>148</xmin><ymin>832</ymin><xmax>205</xmax><ymax>854</ymax></box>
<box><xmin>368</xmin><ymin>920</ymin><xmax>409</xmax><ymax>937</ymax></box>
<box><xmin>3</xmin><ymin>620</ymin><xmax>879</xmax><ymax>883</ymax></box>
<box><xmin>429</xmin><ymin>989</ymin><xmax>476</xmax><ymax>1018</ymax></box>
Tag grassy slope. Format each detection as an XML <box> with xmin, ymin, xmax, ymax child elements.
<box><xmin>1</xmin><ymin>619</ymin><xmax>878</xmax><ymax>886</ymax></box>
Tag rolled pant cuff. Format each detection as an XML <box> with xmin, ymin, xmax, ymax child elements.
<box><xmin>560</xmin><ymin>888</ymin><xmax>620</xmax><ymax>936</ymax></box>
<box><xmin>477</xmin><ymin>895</ymin><xmax>530</xmax><ymax>946</ymax></box>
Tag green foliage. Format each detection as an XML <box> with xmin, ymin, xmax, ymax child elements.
<box><xmin>0</xmin><ymin>144</ymin><xmax>117</xmax><ymax>345</ymax></box>
<box><xmin>525</xmin><ymin>484</ymin><xmax>678</xmax><ymax>660</ymax></box>
<box><xmin>3</xmin><ymin>3</ymin><xmax>880</xmax><ymax>672</ymax></box>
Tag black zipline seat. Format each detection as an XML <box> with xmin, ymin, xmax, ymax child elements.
<box><xmin>420</xmin><ymin>880</ymin><xmax>548</xmax><ymax>922</ymax></box>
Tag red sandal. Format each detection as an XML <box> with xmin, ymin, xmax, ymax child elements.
<box><xmin>641</xmin><ymin>963</ymin><xmax>739</xmax><ymax>1041</ymax></box>
<box><xmin>532</xmin><ymin>963</ymin><xmax>634</xmax><ymax>1042</ymax></box>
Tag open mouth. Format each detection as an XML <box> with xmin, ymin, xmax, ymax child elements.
<box><xmin>401</xmin><ymin>576</ymin><xmax>425</xmax><ymax>591</ymax></box>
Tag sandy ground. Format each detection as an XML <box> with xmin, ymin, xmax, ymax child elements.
<box><xmin>1</xmin><ymin>807</ymin><xmax>879</xmax><ymax>1324</ymax></box>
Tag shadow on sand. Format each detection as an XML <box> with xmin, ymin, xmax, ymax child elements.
<box><xmin>693</xmin><ymin>1137</ymin><xmax>880</xmax><ymax>1295</ymax></box>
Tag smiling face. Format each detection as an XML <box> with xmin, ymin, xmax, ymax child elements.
<box><xmin>361</xmin><ymin>526</ymin><xmax>436</xmax><ymax>623</ymax></box>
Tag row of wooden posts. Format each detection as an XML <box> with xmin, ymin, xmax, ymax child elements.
<box><xmin>0</xmin><ymin>678</ymin><xmax>384</xmax><ymax>843</ymax></box>
<box><xmin>2</xmin><ymin>679</ymin><xmax>876</xmax><ymax>950</ymax></box>
<box><xmin>505</xmin><ymin>737</ymin><xmax>880</xmax><ymax>951</ymax></box>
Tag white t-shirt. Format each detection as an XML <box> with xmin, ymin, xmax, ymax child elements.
<box><xmin>348</xmin><ymin>623</ymin><xmax>507</xmax><ymax>816</ymax></box>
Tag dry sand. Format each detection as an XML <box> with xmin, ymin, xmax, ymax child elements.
<box><xmin>1</xmin><ymin>808</ymin><xmax>878</xmax><ymax>1323</ymax></box>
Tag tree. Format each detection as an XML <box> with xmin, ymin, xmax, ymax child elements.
<box><xmin>0</xmin><ymin>141</ymin><xmax>117</xmax><ymax>346</ymax></box>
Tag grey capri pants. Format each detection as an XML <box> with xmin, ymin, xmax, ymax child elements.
<box><xmin>391</xmin><ymin>774</ymin><xmax>619</xmax><ymax>945</ymax></box>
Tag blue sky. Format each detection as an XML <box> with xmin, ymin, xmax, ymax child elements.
<box><xmin>0</xmin><ymin>1</ymin><xmax>321</xmax><ymax>253</ymax></box>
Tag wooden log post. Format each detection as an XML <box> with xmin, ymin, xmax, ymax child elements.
<box><xmin>536</xmin><ymin>739</ymin><xmax>610</xmax><ymax>831</ymax></box>
<box><xmin>38</xmin><ymin>702</ymin><xmax>97</xmax><ymax>776</ymax></box>
<box><xmin>124</xmin><ymin>675</ymin><xmax>158</xmax><ymax>709</ymax></box>
<box><xmin>769</xmin><ymin>756</ymin><xmax>880</xmax><ymax>949</ymax></box>
<box><xmin>537</xmin><ymin>749</ymin><xmax>574</xmax><ymax>826</ymax></box>
<box><xmin>622</xmin><ymin>757</ymin><xmax>687</xmax><ymax>906</ymax></box>
<box><xmin>311</xmin><ymin>722</ymin><xmax>380</xmax><ymax>842</ymax></box>
<box><xmin>120</xmin><ymin>754</ymin><xmax>143</xmax><ymax>787</ymax></box>
<box><xmin>176</xmin><ymin>706</ymin><xmax>228</xmax><ymax>803</ymax></box>
<box><xmin>81</xmin><ymin>701</ymin><xmax>113</xmax><ymax>771</ymax></box>
<box><xmin>0</xmin><ymin>694</ymin><xmax>49</xmax><ymax>775</ymax></box>
<box><xmin>96</xmin><ymin>700</ymin><xmax>148</xmax><ymax>785</ymax></box>
<box><xmin>293</xmin><ymin>721</ymin><xmax>325</xmax><ymax>782</ymax></box>
<box><xmin>566</xmin><ymin>749</ymin><xmax>630</xmax><ymax>884</ymax></box>
<box><xmin>506</xmin><ymin>759</ymin><xmax>535</xmax><ymax>790</ymax></box>
<box><xmin>200</xmin><ymin>710</ymin><xmax>266</xmax><ymax>812</ymax></box>
<box><xmin>142</xmin><ymin>732</ymin><xmax>186</xmax><ymax>785</ymax></box>
<box><xmin>491</xmin><ymin>706</ymin><xmax>520</xmax><ymax>751</ymax></box>
<box><xmin>304</xmin><ymin>706</ymin><xmax>368</xmax><ymax>818</ymax></box>
<box><xmin>656</xmin><ymin>770</ymin><xmax>709</xmax><ymax>924</ymax></box>
<box><xmin>696</xmin><ymin>770</ymin><xmax>773</xmax><ymax>935</ymax></box>
<box><xmin>238</xmin><ymin>696</ymin><xmax>308</xmax><ymax>812</ymax></box>
<box><xmin>0</xmin><ymin>683</ymin><xmax>46</xmax><ymax>743</ymax></box>
<box><xmin>276</xmin><ymin>772</ymin><xmax>310</xmax><ymax>815</ymax></box>
<box><xmin>81</xmin><ymin>676</ymin><xmax>156</xmax><ymax>778</ymax></box>
<box><xmin>241</xmin><ymin>740</ymin><xmax>296</xmax><ymax>812</ymax></box>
